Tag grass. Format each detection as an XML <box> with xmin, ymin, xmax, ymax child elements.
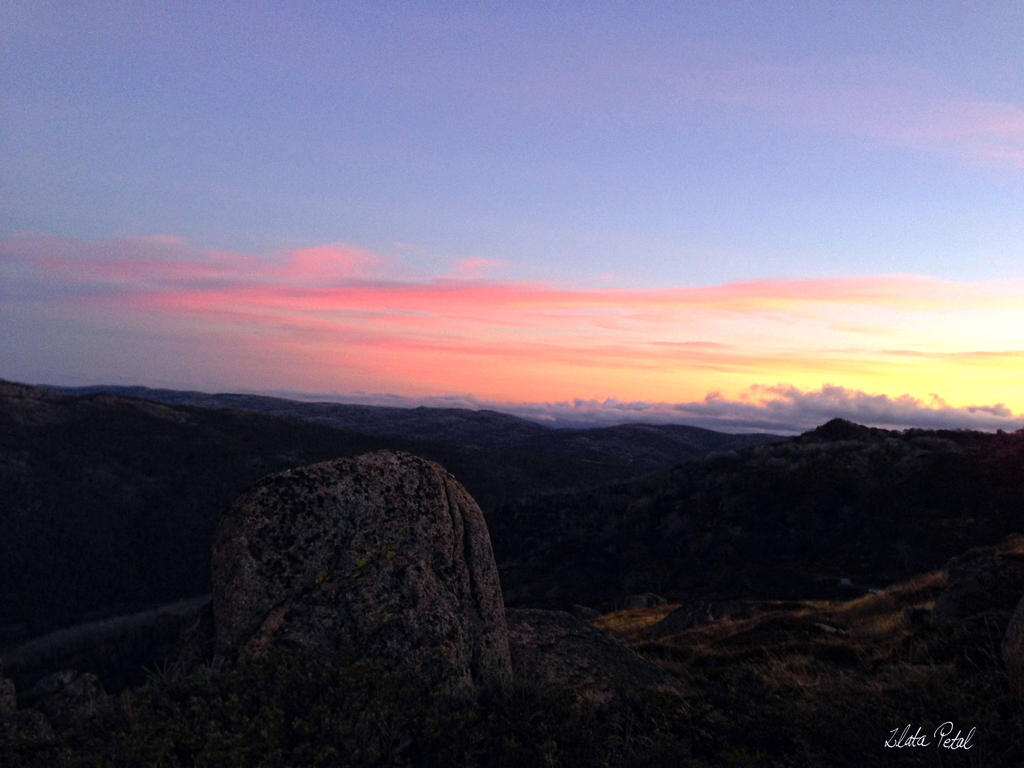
<box><xmin>597</xmin><ymin>569</ymin><xmax>1022</xmax><ymax>767</ymax></box>
<box><xmin>592</xmin><ymin>604</ymin><xmax>676</xmax><ymax>643</ymax></box>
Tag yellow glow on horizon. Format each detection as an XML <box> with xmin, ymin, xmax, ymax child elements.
<box><xmin>6</xmin><ymin>232</ymin><xmax>1024</xmax><ymax>420</ymax></box>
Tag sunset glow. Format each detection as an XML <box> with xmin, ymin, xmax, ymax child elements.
<box><xmin>3</xmin><ymin>4</ymin><xmax>1023</xmax><ymax>432</ymax></box>
<box><xmin>3</xmin><ymin>230</ymin><xmax>1022</xmax><ymax>430</ymax></box>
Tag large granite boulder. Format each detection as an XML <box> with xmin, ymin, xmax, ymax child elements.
<box><xmin>932</xmin><ymin>540</ymin><xmax>1024</xmax><ymax>626</ymax></box>
<box><xmin>212</xmin><ymin>451</ymin><xmax>511</xmax><ymax>690</ymax></box>
<box><xmin>506</xmin><ymin>609</ymin><xmax>684</xmax><ymax>706</ymax></box>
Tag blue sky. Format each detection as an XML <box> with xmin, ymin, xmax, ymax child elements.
<box><xmin>2</xmin><ymin>2</ymin><xmax>1023</xmax><ymax>430</ymax></box>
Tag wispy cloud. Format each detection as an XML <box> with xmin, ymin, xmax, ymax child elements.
<box><xmin>654</xmin><ymin>55</ymin><xmax>1024</xmax><ymax>169</ymax></box>
<box><xmin>3</xmin><ymin>233</ymin><xmax>1023</xmax><ymax>419</ymax></box>
<box><xmin>273</xmin><ymin>243</ymin><xmax>383</xmax><ymax>282</ymax></box>
<box><xmin>449</xmin><ymin>257</ymin><xmax>509</xmax><ymax>279</ymax></box>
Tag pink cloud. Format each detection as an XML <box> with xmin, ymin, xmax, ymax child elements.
<box><xmin>0</xmin><ymin>232</ymin><xmax>258</xmax><ymax>286</ymax></box>
<box><xmin>9</xmin><ymin>232</ymin><xmax>1018</xmax><ymax>316</ymax></box>
<box><xmin>273</xmin><ymin>243</ymin><xmax>381</xmax><ymax>282</ymax></box>
<box><xmin>4</xmin><ymin>232</ymin><xmax>1024</xmax><ymax>410</ymax></box>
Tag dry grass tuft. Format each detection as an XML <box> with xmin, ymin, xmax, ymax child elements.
<box><xmin>758</xmin><ymin>651</ymin><xmax>826</xmax><ymax>691</ymax></box>
<box><xmin>597</xmin><ymin>569</ymin><xmax>954</xmax><ymax>700</ymax></box>
<box><xmin>823</xmin><ymin>570</ymin><xmax>945</xmax><ymax>644</ymax></box>
<box><xmin>997</xmin><ymin>533</ymin><xmax>1024</xmax><ymax>556</ymax></box>
<box><xmin>592</xmin><ymin>604</ymin><xmax>677</xmax><ymax>643</ymax></box>
<box><xmin>580</xmin><ymin>561</ymin><xmax>1024</xmax><ymax>766</ymax></box>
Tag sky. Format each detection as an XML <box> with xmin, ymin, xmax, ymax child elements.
<box><xmin>2</xmin><ymin>2</ymin><xmax>1024</xmax><ymax>433</ymax></box>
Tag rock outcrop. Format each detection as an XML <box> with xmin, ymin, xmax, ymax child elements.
<box><xmin>212</xmin><ymin>451</ymin><xmax>511</xmax><ymax>690</ymax></box>
<box><xmin>932</xmin><ymin>539</ymin><xmax>1024</xmax><ymax>625</ymax></box>
<box><xmin>1003</xmin><ymin>593</ymin><xmax>1024</xmax><ymax>686</ymax></box>
<box><xmin>650</xmin><ymin>599</ymin><xmax>771</xmax><ymax>639</ymax></box>
<box><xmin>652</xmin><ymin>600</ymin><xmax>731</xmax><ymax>638</ymax></box>
<box><xmin>506</xmin><ymin>609</ymin><xmax>683</xmax><ymax>706</ymax></box>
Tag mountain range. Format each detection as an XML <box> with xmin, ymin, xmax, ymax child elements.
<box><xmin>51</xmin><ymin>384</ymin><xmax>781</xmax><ymax>469</ymax></box>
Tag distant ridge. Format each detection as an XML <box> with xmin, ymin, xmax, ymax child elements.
<box><xmin>51</xmin><ymin>384</ymin><xmax>783</xmax><ymax>469</ymax></box>
<box><xmin>804</xmin><ymin>417</ymin><xmax>880</xmax><ymax>441</ymax></box>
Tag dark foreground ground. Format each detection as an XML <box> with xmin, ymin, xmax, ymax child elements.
<box><xmin>3</xmin><ymin>561</ymin><xmax>1022</xmax><ymax>767</ymax></box>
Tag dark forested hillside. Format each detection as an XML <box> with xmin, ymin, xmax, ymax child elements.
<box><xmin>54</xmin><ymin>385</ymin><xmax>781</xmax><ymax>468</ymax></box>
<box><xmin>493</xmin><ymin>419</ymin><xmax>1024</xmax><ymax>609</ymax></box>
<box><xmin>7</xmin><ymin>378</ymin><xmax>1024</xmax><ymax>656</ymax></box>
<box><xmin>0</xmin><ymin>381</ymin><xmax>635</xmax><ymax>640</ymax></box>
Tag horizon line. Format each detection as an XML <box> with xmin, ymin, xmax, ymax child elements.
<box><xmin>17</xmin><ymin>376</ymin><xmax>1023</xmax><ymax>438</ymax></box>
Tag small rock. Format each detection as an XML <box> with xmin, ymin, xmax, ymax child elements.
<box><xmin>651</xmin><ymin>601</ymin><xmax>721</xmax><ymax>637</ymax></box>
<box><xmin>25</xmin><ymin>670</ymin><xmax>106</xmax><ymax>726</ymax></box>
<box><xmin>27</xmin><ymin>669</ymin><xmax>77</xmax><ymax>699</ymax></box>
<box><xmin>650</xmin><ymin>600</ymin><xmax>757</xmax><ymax>638</ymax></box>
<box><xmin>932</xmin><ymin>544</ymin><xmax>1024</xmax><ymax>625</ymax></box>
<box><xmin>0</xmin><ymin>709</ymin><xmax>54</xmax><ymax>745</ymax></box>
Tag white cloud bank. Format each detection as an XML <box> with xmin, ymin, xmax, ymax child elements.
<box><xmin>284</xmin><ymin>383</ymin><xmax>1022</xmax><ymax>435</ymax></box>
